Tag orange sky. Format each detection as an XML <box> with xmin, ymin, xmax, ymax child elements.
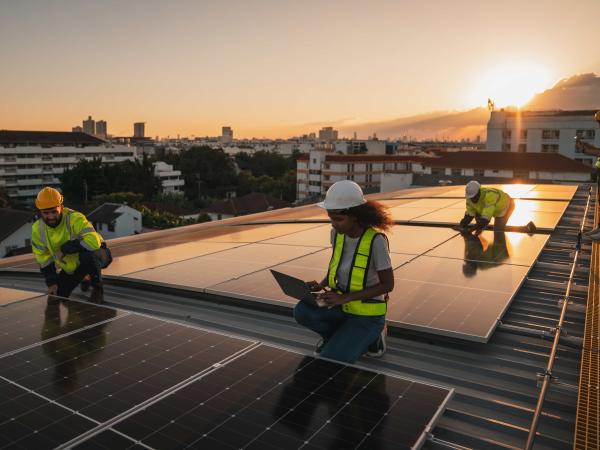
<box><xmin>1</xmin><ymin>0</ymin><xmax>599</xmax><ymax>138</ymax></box>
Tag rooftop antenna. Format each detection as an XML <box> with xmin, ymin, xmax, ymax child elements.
<box><xmin>487</xmin><ymin>98</ymin><xmax>495</xmax><ymax>112</ymax></box>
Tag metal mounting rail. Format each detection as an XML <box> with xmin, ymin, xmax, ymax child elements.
<box><xmin>525</xmin><ymin>187</ymin><xmax>592</xmax><ymax>450</ymax></box>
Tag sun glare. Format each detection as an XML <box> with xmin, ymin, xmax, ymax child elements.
<box><xmin>471</xmin><ymin>63</ymin><xmax>553</xmax><ymax>108</ymax></box>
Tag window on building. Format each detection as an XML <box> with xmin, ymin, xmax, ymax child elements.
<box><xmin>108</xmin><ymin>222</ymin><xmax>115</xmax><ymax>232</ymax></box>
<box><xmin>576</xmin><ymin>129</ymin><xmax>596</xmax><ymax>140</ymax></box>
<box><xmin>514</xmin><ymin>169</ymin><xmax>529</xmax><ymax>178</ymax></box>
<box><xmin>502</xmin><ymin>143</ymin><xmax>511</xmax><ymax>152</ymax></box>
<box><xmin>541</xmin><ymin>144</ymin><xmax>559</xmax><ymax>153</ymax></box>
<box><xmin>520</xmin><ymin>129</ymin><xmax>528</xmax><ymax>139</ymax></box>
<box><xmin>367</xmin><ymin>163</ymin><xmax>373</xmax><ymax>172</ymax></box>
<box><xmin>431</xmin><ymin>167</ymin><xmax>445</xmax><ymax>175</ymax></box>
<box><xmin>451</xmin><ymin>168</ymin><xmax>461</xmax><ymax>176</ymax></box>
<box><xmin>347</xmin><ymin>163</ymin><xmax>354</xmax><ymax>172</ymax></box>
<box><xmin>324</xmin><ymin>164</ymin><xmax>330</xmax><ymax>169</ymax></box>
<box><xmin>502</xmin><ymin>130</ymin><xmax>512</xmax><ymax>139</ymax></box>
<box><xmin>324</xmin><ymin>175</ymin><xmax>330</xmax><ymax>180</ymax></box>
<box><xmin>518</xmin><ymin>144</ymin><xmax>527</xmax><ymax>153</ymax></box>
<box><xmin>312</xmin><ymin>158</ymin><xmax>317</xmax><ymax>164</ymax></box>
<box><xmin>474</xmin><ymin>169</ymin><xmax>484</xmax><ymax>177</ymax></box>
<box><xmin>542</xmin><ymin>129</ymin><xmax>560</xmax><ymax>139</ymax></box>
<box><xmin>347</xmin><ymin>175</ymin><xmax>354</xmax><ymax>181</ymax></box>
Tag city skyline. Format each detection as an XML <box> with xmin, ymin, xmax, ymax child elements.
<box><xmin>1</xmin><ymin>0</ymin><xmax>599</xmax><ymax>138</ymax></box>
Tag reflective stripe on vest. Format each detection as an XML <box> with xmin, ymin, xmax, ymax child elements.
<box><xmin>327</xmin><ymin>227</ymin><xmax>387</xmax><ymax>316</ymax></box>
<box><xmin>37</xmin><ymin>210</ymin><xmax>81</xmax><ymax>273</ymax></box>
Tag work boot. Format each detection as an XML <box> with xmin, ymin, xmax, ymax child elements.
<box><xmin>80</xmin><ymin>275</ymin><xmax>91</xmax><ymax>292</ymax></box>
<box><xmin>365</xmin><ymin>326</ymin><xmax>387</xmax><ymax>358</ymax></box>
<box><xmin>89</xmin><ymin>285</ymin><xmax>104</xmax><ymax>304</ymax></box>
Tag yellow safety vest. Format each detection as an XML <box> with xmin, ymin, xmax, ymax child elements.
<box><xmin>595</xmin><ymin>157</ymin><xmax>600</xmax><ymax>169</ymax></box>
<box><xmin>466</xmin><ymin>187</ymin><xmax>511</xmax><ymax>220</ymax></box>
<box><xmin>327</xmin><ymin>227</ymin><xmax>387</xmax><ymax>316</ymax></box>
<box><xmin>31</xmin><ymin>208</ymin><xmax>103</xmax><ymax>274</ymax></box>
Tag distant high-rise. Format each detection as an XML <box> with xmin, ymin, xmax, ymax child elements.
<box><xmin>72</xmin><ymin>126</ymin><xmax>83</xmax><ymax>133</ymax></box>
<box><xmin>318</xmin><ymin>127</ymin><xmax>338</xmax><ymax>142</ymax></box>
<box><xmin>134</xmin><ymin>122</ymin><xmax>145</xmax><ymax>138</ymax></box>
<box><xmin>222</xmin><ymin>126</ymin><xmax>233</xmax><ymax>144</ymax></box>
<box><xmin>96</xmin><ymin>120</ymin><xmax>107</xmax><ymax>139</ymax></box>
<box><xmin>82</xmin><ymin>116</ymin><xmax>95</xmax><ymax>135</ymax></box>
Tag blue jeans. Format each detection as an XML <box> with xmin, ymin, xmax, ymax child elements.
<box><xmin>293</xmin><ymin>301</ymin><xmax>385</xmax><ymax>364</ymax></box>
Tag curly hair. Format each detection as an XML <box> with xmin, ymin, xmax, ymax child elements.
<box><xmin>344</xmin><ymin>200</ymin><xmax>393</xmax><ymax>231</ymax></box>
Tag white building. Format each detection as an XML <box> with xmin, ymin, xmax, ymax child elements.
<box><xmin>82</xmin><ymin>116</ymin><xmax>95</xmax><ymax>135</ymax></box>
<box><xmin>486</xmin><ymin>110</ymin><xmax>600</xmax><ymax>166</ymax></box>
<box><xmin>0</xmin><ymin>209</ymin><xmax>35</xmax><ymax>257</ymax></box>
<box><xmin>88</xmin><ymin>203</ymin><xmax>142</xmax><ymax>240</ymax></box>
<box><xmin>152</xmin><ymin>161</ymin><xmax>185</xmax><ymax>195</ymax></box>
<box><xmin>0</xmin><ymin>131</ymin><xmax>136</xmax><ymax>205</ymax></box>
<box><xmin>296</xmin><ymin>148</ymin><xmax>432</xmax><ymax>200</ymax></box>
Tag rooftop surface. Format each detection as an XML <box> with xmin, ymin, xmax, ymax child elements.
<box><xmin>0</xmin><ymin>182</ymin><xmax>594</xmax><ymax>449</ymax></box>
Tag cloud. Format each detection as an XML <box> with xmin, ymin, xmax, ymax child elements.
<box><xmin>526</xmin><ymin>73</ymin><xmax>600</xmax><ymax>110</ymax></box>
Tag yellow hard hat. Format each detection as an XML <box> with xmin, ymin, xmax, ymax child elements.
<box><xmin>35</xmin><ymin>187</ymin><xmax>64</xmax><ymax>209</ymax></box>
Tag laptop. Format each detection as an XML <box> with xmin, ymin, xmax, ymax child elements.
<box><xmin>270</xmin><ymin>269</ymin><xmax>326</xmax><ymax>307</ymax></box>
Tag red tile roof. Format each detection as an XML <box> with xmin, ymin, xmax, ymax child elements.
<box><xmin>422</xmin><ymin>151</ymin><xmax>592</xmax><ymax>173</ymax></box>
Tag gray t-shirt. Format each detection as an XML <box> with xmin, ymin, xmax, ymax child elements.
<box><xmin>329</xmin><ymin>228</ymin><xmax>392</xmax><ymax>299</ymax></box>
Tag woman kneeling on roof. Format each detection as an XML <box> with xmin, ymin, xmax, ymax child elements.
<box><xmin>295</xmin><ymin>180</ymin><xmax>395</xmax><ymax>363</ymax></box>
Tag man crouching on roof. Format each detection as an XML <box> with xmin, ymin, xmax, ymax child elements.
<box><xmin>31</xmin><ymin>187</ymin><xmax>111</xmax><ymax>301</ymax></box>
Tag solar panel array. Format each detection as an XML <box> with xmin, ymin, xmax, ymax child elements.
<box><xmin>0</xmin><ymin>184</ymin><xmax>575</xmax><ymax>342</ymax></box>
<box><xmin>0</xmin><ymin>296</ymin><xmax>452</xmax><ymax>449</ymax></box>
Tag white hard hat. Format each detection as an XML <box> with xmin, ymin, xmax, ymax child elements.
<box><xmin>318</xmin><ymin>180</ymin><xmax>366</xmax><ymax>210</ymax></box>
<box><xmin>465</xmin><ymin>180</ymin><xmax>481</xmax><ymax>199</ymax></box>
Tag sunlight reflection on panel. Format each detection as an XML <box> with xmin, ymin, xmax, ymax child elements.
<box><xmin>123</xmin><ymin>243</ymin><xmax>321</xmax><ymax>288</ymax></box>
<box><xmin>425</xmin><ymin>231</ymin><xmax>549</xmax><ymax>266</ymax></box>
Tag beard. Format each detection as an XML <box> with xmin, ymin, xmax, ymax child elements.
<box><xmin>43</xmin><ymin>214</ymin><xmax>62</xmax><ymax>228</ymax></box>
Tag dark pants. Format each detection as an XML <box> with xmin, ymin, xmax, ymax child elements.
<box><xmin>492</xmin><ymin>198</ymin><xmax>515</xmax><ymax>231</ymax></box>
<box><xmin>294</xmin><ymin>301</ymin><xmax>385</xmax><ymax>364</ymax></box>
<box><xmin>56</xmin><ymin>250</ymin><xmax>103</xmax><ymax>298</ymax></box>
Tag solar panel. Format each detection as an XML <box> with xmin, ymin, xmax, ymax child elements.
<box><xmin>79</xmin><ymin>345</ymin><xmax>452</xmax><ymax>450</ymax></box>
<box><xmin>388</xmin><ymin>207</ymin><xmax>440</xmax><ymax>221</ymax></box>
<box><xmin>425</xmin><ymin>231</ymin><xmax>549</xmax><ymax>267</ymax></box>
<box><xmin>520</xmin><ymin>190</ymin><xmax>576</xmax><ymax>200</ymax></box>
<box><xmin>0</xmin><ymin>287</ymin><xmax>40</xmax><ymax>306</ymax></box>
<box><xmin>387</xmin><ymin>226</ymin><xmax>458</xmax><ymax>255</ymax></box>
<box><xmin>387</xmin><ymin>256</ymin><xmax>531</xmax><ymax>341</ymax></box>
<box><xmin>0</xmin><ymin>312</ymin><xmax>254</xmax><ymax>423</ymax></box>
<box><xmin>402</xmin><ymin>198</ymin><xmax>464</xmax><ymax>208</ymax></box>
<box><xmin>0</xmin><ymin>378</ymin><xmax>97</xmax><ymax>448</ymax></box>
<box><xmin>124</xmin><ymin>243</ymin><xmax>323</xmax><ymax>289</ymax></box>
<box><xmin>104</xmin><ymin>241</ymin><xmax>244</xmax><ymax>276</ymax></box>
<box><xmin>0</xmin><ymin>296</ymin><xmax>126</xmax><ymax>357</ymax></box>
<box><xmin>262</xmin><ymin>224</ymin><xmax>331</xmax><ymax>248</ymax></box>
<box><xmin>206</xmin><ymin>250</ymin><xmax>415</xmax><ymax>306</ymax></box>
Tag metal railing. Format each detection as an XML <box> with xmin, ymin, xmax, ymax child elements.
<box><xmin>525</xmin><ymin>186</ymin><xmax>593</xmax><ymax>450</ymax></box>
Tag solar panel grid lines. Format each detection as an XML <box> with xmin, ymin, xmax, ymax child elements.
<box><xmin>59</xmin><ymin>341</ymin><xmax>263</xmax><ymax>450</ymax></box>
<box><xmin>0</xmin><ymin>313</ymin><xmax>256</xmax><ymax>423</ymax></box>
<box><xmin>0</xmin><ymin>296</ymin><xmax>129</xmax><ymax>358</ymax></box>
<box><xmin>0</xmin><ymin>376</ymin><xmax>99</xmax><ymax>450</ymax></box>
<box><xmin>88</xmin><ymin>344</ymin><xmax>453</xmax><ymax>450</ymax></box>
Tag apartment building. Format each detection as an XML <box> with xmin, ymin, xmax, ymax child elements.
<box><xmin>486</xmin><ymin>110</ymin><xmax>600</xmax><ymax>165</ymax></box>
<box><xmin>0</xmin><ymin>130</ymin><xmax>136</xmax><ymax>205</ymax></box>
<box><xmin>296</xmin><ymin>147</ymin><xmax>432</xmax><ymax>200</ymax></box>
<box><xmin>152</xmin><ymin>161</ymin><xmax>185</xmax><ymax>194</ymax></box>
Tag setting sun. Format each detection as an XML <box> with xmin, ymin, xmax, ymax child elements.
<box><xmin>470</xmin><ymin>63</ymin><xmax>554</xmax><ymax>108</ymax></box>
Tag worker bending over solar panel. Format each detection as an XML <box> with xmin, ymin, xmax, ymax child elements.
<box><xmin>454</xmin><ymin>181</ymin><xmax>516</xmax><ymax>235</ymax></box>
<box><xmin>31</xmin><ymin>187</ymin><xmax>112</xmax><ymax>301</ymax></box>
<box><xmin>294</xmin><ymin>180</ymin><xmax>395</xmax><ymax>363</ymax></box>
